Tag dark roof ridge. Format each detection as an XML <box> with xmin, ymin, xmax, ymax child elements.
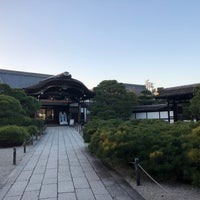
<box><xmin>163</xmin><ymin>83</ymin><xmax>200</xmax><ymax>91</ymax></box>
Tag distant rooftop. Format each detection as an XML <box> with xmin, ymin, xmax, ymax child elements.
<box><xmin>0</xmin><ymin>69</ymin><xmax>52</xmax><ymax>88</ymax></box>
<box><xmin>157</xmin><ymin>83</ymin><xmax>200</xmax><ymax>100</ymax></box>
<box><xmin>124</xmin><ymin>83</ymin><xmax>146</xmax><ymax>95</ymax></box>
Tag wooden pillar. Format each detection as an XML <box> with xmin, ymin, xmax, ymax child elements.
<box><xmin>173</xmin><ymin>100</ymin><xmax>178</xmax><ymax>122</ymax></box>
<box><xmin>13</xmin><ymin>147</ymin><xmax>16</xmax><ymax>165</ymax></box>
<box><xmin>134</xmin><ymin>158</ymin><xmax>141</xmax><ymax>186</ymax></box>
<box><xmin>83</xmin><ymin>99</ymin><xmax>86</xmax><ymax>123</ymax></box>
<box><xmin>167</xmin><ymin>100</ymin><xmax>170</xmax><ymax>123</ymax></box>
<box><xmin>78</xmin><ymin>102</ymin><xmax>81</xmax><ymax>124</ymax></box>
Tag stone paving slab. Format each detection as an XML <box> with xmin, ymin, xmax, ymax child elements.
<box><xmin>0</xmin><ymin>127</ymin><xmax>145</xmax><ymax>200</ymax></box>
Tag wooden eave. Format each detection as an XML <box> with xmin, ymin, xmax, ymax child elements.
<box><xmin>40</xmin><ymin>99</ymin><xmax>71</xmax><ymax>106</ymax></box>
<box><xmin>156</xmin><ymin>83</ymin><xmax>200</xmax><ymax>101</ymax></box>
<box><xmin>132</xmin><ymin>104</ymin><xmax>170</xmax><ymax>113</ymax></box>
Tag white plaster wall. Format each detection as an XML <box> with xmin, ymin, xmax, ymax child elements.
<box><xmin>136</xmin><ymin>113</ymin><xmax>147</xmax><ymax>119</ymax></box>
<box><xmin>147</xmin><ymin>112</ymin><xmax>159</xmax><ymax>119</ymax></box>
<box><xmin>160</xmin><ymin>111</ymin><xmax>168</xmax><ymax>118</ymax></box>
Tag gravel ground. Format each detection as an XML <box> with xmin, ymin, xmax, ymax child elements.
<box><xmin>127</xmin><ymin>177</ymin><xmax>200</xmax><ymax>200</ymax></box>
<box><xmin>0</xmin><ymin>145</ymin><xmax>33</xmax><ymax>188</ymax></box>
<box><xmin>116</xmin><ymin>165</ymin><xmax>200</xmax><ymax>200</ymax></box>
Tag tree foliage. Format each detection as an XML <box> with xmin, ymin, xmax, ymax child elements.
<box><xmin>0</xmin><ymin>84</ymin><xmax>41</xmax><ymax>117</ymax></box>
<box><xmin>139</xmin><ymin>89</ymin><xmax>156</xmax><ymax>105</ymax></box>
<box><xmin>190</xmin><ymin>86</ymin><xmax>200</xmax><ymax>120</ymax></box>
<box><xmin>0</xmin><ymin>95</ymin><xmax>22</xmax><ymax>115</ymax></box>
<box><xmin>90</xmin><ymin>80</ymin><xmax>138</xmax><ymax>120</ymax></box>
<box><xmin>0</xmin><ymin>83</ymin><xmax>13</xmax><ymax>95</ymax></box>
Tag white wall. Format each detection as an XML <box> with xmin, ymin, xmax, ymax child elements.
<box><xmin>132</xmin><ymin>111</ymin><xmax>174</xmax><ymax>122</ymax></box>
<box><xmin>135</xmin><ymin>113</ymin><xmax>146</xmax><ymax>119</ymax></box>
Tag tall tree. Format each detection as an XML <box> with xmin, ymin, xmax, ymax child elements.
<box><xmin>90</xmin><ymin>80</ymin><xmax>138</xmax><ymax>120</ymax></box>
<box><xmin>139</xmin><ymin>89</ymin><xmax>156</xmax><ymax>105</ymax></box>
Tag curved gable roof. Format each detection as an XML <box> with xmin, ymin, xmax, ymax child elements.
<box><xmin>25</xmin><ymin>72</ymin><xmax>94</xmax><ymax>101</ymax></box>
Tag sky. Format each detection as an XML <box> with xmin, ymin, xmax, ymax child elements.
<box><xmin>0</xmin><ymin>0</ymin><xmax>200</xmax><ymax>89</ymax></box>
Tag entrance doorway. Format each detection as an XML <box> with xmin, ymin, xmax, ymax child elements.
<box><xmin>37</xmin><ymin>103</ymin><xmax>85</xmax><ymax>125</ymax></box>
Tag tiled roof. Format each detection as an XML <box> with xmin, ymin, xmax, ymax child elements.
<box><xmin>157</xmin><ymin>83</ymin><xmax>200</xmax><ymax>100</ymax></box>
<box><xmin>0</xmin><ymin>69</ymin><xmax>52</xmax><ymax>88</ymax></box>
<box><xmin>124</xmin><ymin>83</ymin><xmax>146</xmax><ymax>95</ymax></box>
<box><xmin>25</xmin><ymin>72</ymin><xmax>94</xmax><ymax>100</ymax></box>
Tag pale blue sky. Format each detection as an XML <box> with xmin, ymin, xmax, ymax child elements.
<box><xmin>0</xmin><ymin>0</ymin><xmax>200</xmax><ymax>89</ymax></box>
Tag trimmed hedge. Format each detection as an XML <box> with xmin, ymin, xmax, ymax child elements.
<box><xmin>26</xmin><ymin>125</ymin><xmax>38</xmax><ymax>136</ymax></box>
<box><xmin>0</xmin><ymin>84</ymin><xmax>44</xmax><ymax>148</ymax></box>
<box><xmin>86</xmin><ymin>119</ymin><xmax>200</xmax><ymax>186</ymax></box>
<box><xmin>19</xmin><ymin>117</ymin><xmax>44</xmax><ymax>131</ymax></box>
<box><xmin>0</xmin><ymin>125</ymin><xmax>30</xmax><ymax>147</ymax></box>
<box><xmin>83</xmin><ymin>118</ymin><xmax>123</xmax><ymax>143</ymax></box>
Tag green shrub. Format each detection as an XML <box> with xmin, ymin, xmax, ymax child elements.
<box><xmin>191</xmin><ymin>170</ymin><xmax>200</xmax><ymax>187</ymax></box>
<box><xmin>0</xmin><ymin>95</ymin><xmax>22</xmax><ymax>116</ymax></box>
<box><xmin>29</xmin><ymin>118</ymin><xmax>44</xmax><ymax>131</ymax></box>
<box><xmin>17</xmin><ymin>117</ymin><xmax>44</xmax><ymax>131</ymax></box>
<box><xmin>17</xmin><ymin>116</ymin><xmax>33</xmax><ymax>126</ymax></box>
<box><xmin>87</xmin><ymin>119</ymin><xmax>200</xmax><ymax>186</ymax></box>
<box><xmin>0</xmin><ymin>125</ymin><xmax>30</xmax><ymax>147</ymax></box>
<box><xmin>83</xmin><ymin>119</ymin><xmax>104</xmax><ymax>143</ymax></box>
<box><xmin>0</xmin><ymin>84</ymin><xmax>43</xmax><ymax>131</ymax></box>
<box><xmin>83</xmin><ymin>118</ymin><xmax>123</xmax><ymax>143</ymax></box>
<box><xmin>192</xmin><ymin>126</ymin><xmax>200</xmax><ymax>136</ymax></box>
<box><xmin>26</xmin><ymin>125</ymin><xmax>38</xmax><ymax>136</ymax></box>
<box><xmin>0</xmin><ymin>95</ymin><xmax>24</xmax><ymax>126</ymax></box>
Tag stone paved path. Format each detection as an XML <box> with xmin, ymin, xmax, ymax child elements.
<box><xmin>0</xmin><ymin>127</ymin><xmax>145</xmax><ymax>200</ymax></box>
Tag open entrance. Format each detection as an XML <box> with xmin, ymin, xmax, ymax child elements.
<box><xmin>37</xmin><ymin>103</ymin><xmax>87</xmax><ymax>125</ymax></box>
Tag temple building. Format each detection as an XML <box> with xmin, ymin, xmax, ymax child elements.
<box><xmin>156</xmin><ymin>84</ymin><xmax>200</xmax><ymax>121</ymax></box>
<box><xmin>132</xmin><ymin>84</ymin><xmax>200</xmax><ymax>122</ymax></box>
<box><xmin>0</xmin><ymin>69</ymin><xmax>94</xmax><ymax>125</ymax></box>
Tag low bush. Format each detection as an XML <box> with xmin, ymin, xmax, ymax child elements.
<box><xmin>16</xmin><ymin>116</ymin><xmax>44</xmax><ymax>132</ymax></box>
<box><xmin>0</xmin><ymin>125</ymin><xmax>30</xmax><ymax>147</ymax></box>
<box><xmin>31</xmin><ymin>118</ymin><xmax>45</xmax><ymax>131</ymax></box>
<box><xmin>26</xmin><ymin>125</ymin><xmax>38</xmax><ymax>136</ymax></box>
<box><xmin>83</xmin><ymin>118</ymin><xmax>123</xmax><ymax>143</ymax></box>
<box><xmin>22</xmin><ymin>117</ymin><xmax>44</xmax><ymax>130</ymax></box>
<box><xmin>87</xmin><ymin>119</ymin><xmax>200</xmax><ymax>186</ymax></box>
